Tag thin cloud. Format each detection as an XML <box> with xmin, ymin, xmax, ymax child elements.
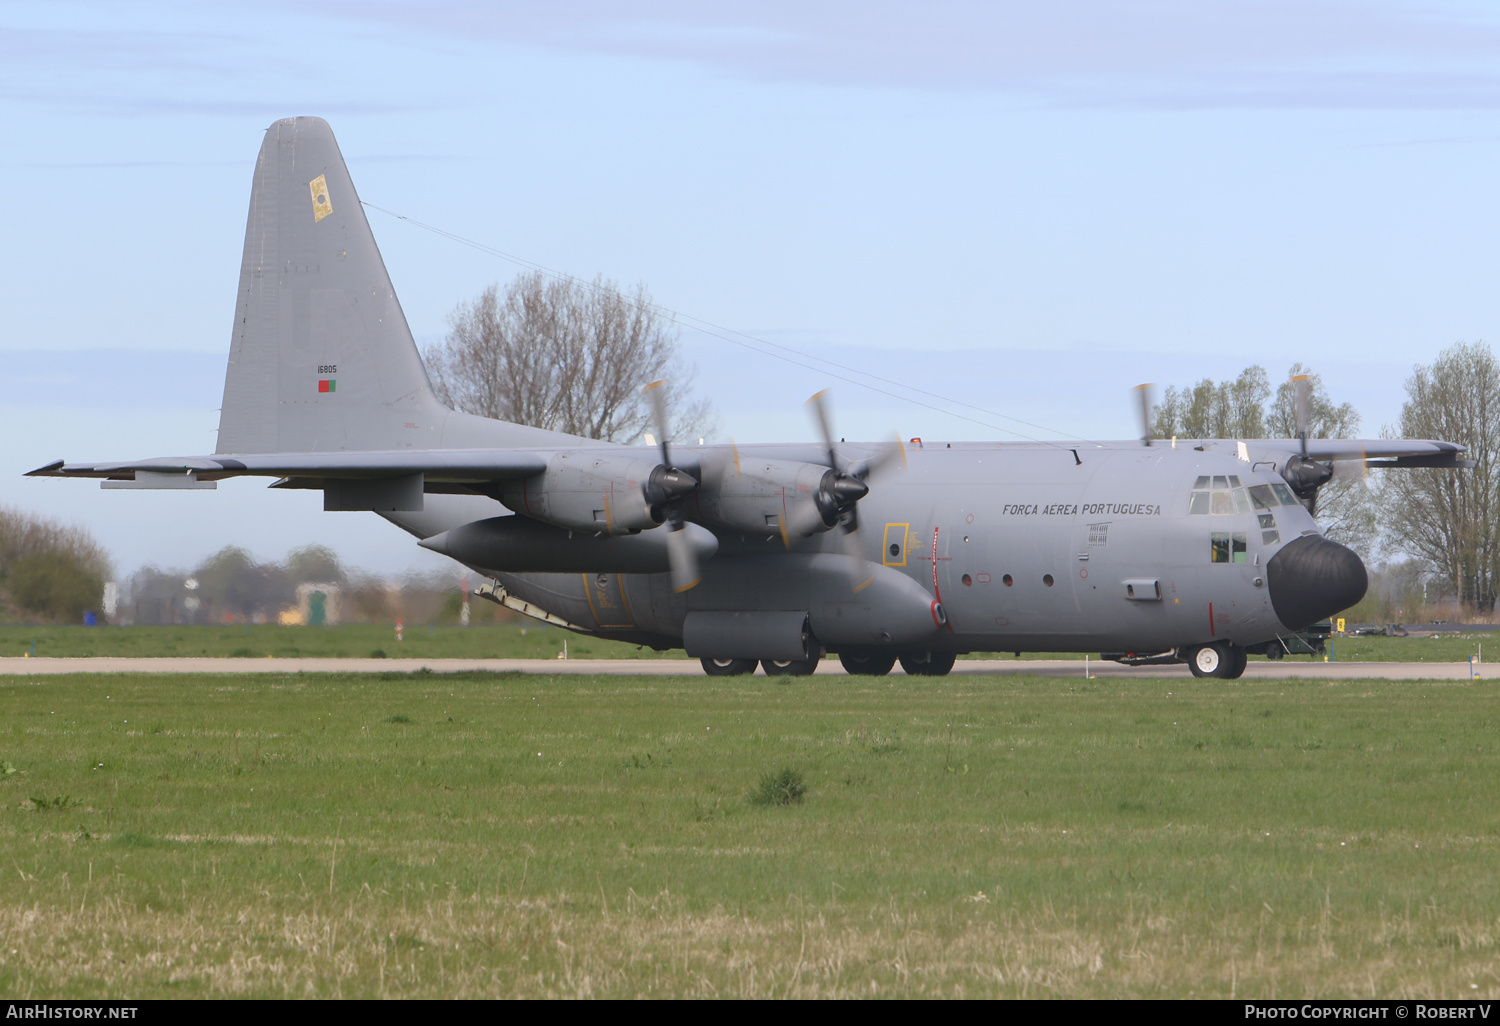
<box><xmin>314</xmin><ymin>0</ymin><xmax>1500</xmax><ymax>109</ymax></box>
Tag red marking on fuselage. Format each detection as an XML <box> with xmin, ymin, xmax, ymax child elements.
<box><xmin>929</xmin><ymin>527</ymin><xmax>955</xmax><ymax>633</ymax></box>
<box><xmin>1208</xmin><ymin>601</ymin><xmax>1215</xmax><ymax>637</ymax></box>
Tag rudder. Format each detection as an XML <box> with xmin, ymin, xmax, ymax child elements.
<box><xmin>217</xmin><ymin>116</ymin><xmax>445</xmax><ymax>454</ymax></box>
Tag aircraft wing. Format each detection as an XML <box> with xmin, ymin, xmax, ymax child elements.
<box><xmin>1240</xmin><ymin>439</ymin><xmax>1474</xmax><ymax>468</ymax></box>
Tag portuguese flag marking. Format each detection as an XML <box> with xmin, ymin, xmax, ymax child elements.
<box><xmin>318</xmin><ymin>379</ymin><xmax>336</xmax><ymax>393</ymax></box>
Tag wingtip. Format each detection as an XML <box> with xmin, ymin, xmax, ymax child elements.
<box><xmin>24</xmin><ymin>459</ymin><xmax>64</xmax><ymax>477</ymax></box>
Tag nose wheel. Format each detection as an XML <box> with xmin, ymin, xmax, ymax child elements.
<box><xmin>1186</xmin><ymin>642</ymin><xmax>1247</xmax><ymax>679</ymax></box>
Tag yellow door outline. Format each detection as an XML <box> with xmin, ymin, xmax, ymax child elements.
<box><xmin>883</xmin><ymin>523</ymin><xmax>910</xmax><ymax>567</ymax></box>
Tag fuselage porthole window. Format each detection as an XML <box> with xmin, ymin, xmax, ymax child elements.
<box><xmin>1043</xmin><ymin>574</ymin><xmax>1054</xmax><ymax>587</ymax></box>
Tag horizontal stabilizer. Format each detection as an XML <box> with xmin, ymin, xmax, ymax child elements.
<box><xmin>27</xmin><ymin>448</ymin><xmax>549</xmax><ymax>483</ymax></box>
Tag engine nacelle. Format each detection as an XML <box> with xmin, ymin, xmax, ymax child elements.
<box><xmin>695</xmin><ymin>457</ymin><xmax>837</xmax><ymax>538</ymax></box>
<box><xmin>500</xmin><ymin>451</ymin><xmax>671</xmax><ymax>534</ymax></box>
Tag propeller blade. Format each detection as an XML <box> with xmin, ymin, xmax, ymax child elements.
<box><xmin>1292</xmin><ymin>374</ymin><xmax>1310</xmax><ymax>457</ymax></box>
<box><xmin>806</xmin><ymin>389</ymin><xmax>838</xmax><ymax>470</ymax></box>
<box><xmin>852</xmin><ymin>436</ymin><xmax>908</xmax><ymax>480</ymax></box>
<box><xmin>837</xmin><ymin>522</ymin><xmax>874</xmax><ymax>592</ymax></box>
<box><xmin>644</xmin><ymin>379</ymin><xmax>673</xmax><ymax>468</ymax></box>
<box><xmin>665</xmin><ymin>524</ymin><xmax>701</xmax><ymax>592</ymax></box>
<box><xmin>1133</xmin><ymin>383</ymin><xmax>1155</xmax><ymax>447</ymax></box>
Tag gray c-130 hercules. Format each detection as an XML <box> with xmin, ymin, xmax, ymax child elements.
<box><xmin>29</xmin><ymin>117</ymin><xmax>1473</xmax><ymax>679</ymax></box>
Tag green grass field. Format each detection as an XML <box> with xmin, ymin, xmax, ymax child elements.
<box><xmin>0</xmin><ymin>623</ymin><xmax>676</xmax><ymax>660</ymax></box>
<box><xmin>1</xmin><ymin>623</ymin><xmax>1495</xmax><ymax>663</ymax></box>
<box><xmin>3</xmin><ymin>669</ymin><xmax>1499</xmax><ymax>998</ymax></box>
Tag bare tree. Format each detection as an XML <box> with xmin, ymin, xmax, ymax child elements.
<box><xmin>424</xmin><ymin>272</ymin><xmax>713</xmax><ymax>443</ymax></box>
<box><xmin>1153</xmin><ymin>366</ymin><xmax>1269</xmax><ymax>440</ymax></box>
<box><xmin>1381</xmin><ymin>341</ymin><xmax>1500</xmax><ymax>613</ymax></box>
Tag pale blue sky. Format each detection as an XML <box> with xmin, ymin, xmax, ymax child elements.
<box><xmin>5</xmin><ymin>1</ymin><xmax>1499</xmax><ymax>576</ymax></box>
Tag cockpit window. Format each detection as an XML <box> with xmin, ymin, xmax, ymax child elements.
<box><xmin>1189</xmin><ymin>478</ymin><xmax>1302</xmax><ymax>515</ymax></box>
<box><xmin>1248</xmin><ymin>484</ymin><xmax>1277</xmax><ymax>509</ymax></box>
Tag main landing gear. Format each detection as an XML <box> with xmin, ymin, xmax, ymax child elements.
<box><xmin>760</xmin><ymin>657</ymin><xmax>819</xmax><ymax>676</ymax></box>
<box><xmin>836</xmin><ymin>651</ymin><xmax>956</xmax><ymax>676</ymax></box>
<box><xmin>1185</xmin><ymin>642</ymin><xmax>1248</xmax><ymax>679</ymax></box>
<box><xmin>838</xmin><ymin>652</ymin><xmax>897</xmax><ymax>676</ymax></box>
<box><xmin>699</xmin><ymin>651</ymin><xmax>958</xmax><ymax>677</ymax></box>
<box><xmin>700</xmin><ymin>656</ymin><xmax>757</xmax><ymax>676</ymax></box>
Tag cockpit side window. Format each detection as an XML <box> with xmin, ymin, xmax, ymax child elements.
<box><xmin>1271</xmin><ymin>483</ymin><xmax>1299</xmax><ymax>506</ymax></box>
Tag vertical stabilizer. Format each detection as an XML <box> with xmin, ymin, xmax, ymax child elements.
<box><xmin>217</xmin><ymin>117</ymin><xmax>445</xmax><ymax>454</ymax></box>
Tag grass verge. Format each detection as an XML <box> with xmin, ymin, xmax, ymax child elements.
<box><xmin>1</xmin><ymin>670</ymin><xmax>1498</xmax><ymax>997</ymax></box>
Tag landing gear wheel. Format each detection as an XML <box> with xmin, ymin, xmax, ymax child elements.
<box><xmin>1265</xmin><ymin>646</ymin><xmax>1284</xmax><ymax>661</ymax></box>
<box><xmin>898</xmin><ymin>651</ymin><xmax>957</xmax><ymax>676</ymax></box>
<box><xmin>700</xmin><ymin>656</ymin><xmax>757</xmax><ymax>677</ymax></box>
<box><xmin>761</xmin><ymin>657</ymin><xmax>819</xmax><ymax>676</ymax></box>
<box><xmin>1188</xmin><ymin>643</ymin><xmax>1227</xmax><ymax>678</ymax></box>
<box><xmin>839</xmin><ymin>652</ymin><xmax>897</xmax><ymax>676</ymax></box>
<box><xmin>1225</xmin><ymin>645</ymin><xmax>1248</xmax><ymax>679</ymax></box>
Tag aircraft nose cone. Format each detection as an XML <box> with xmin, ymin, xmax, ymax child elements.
<box><xmin>1266</xmin><ymin>534</ymin><xmax>1368</xmax><ymax>631</ymax></box>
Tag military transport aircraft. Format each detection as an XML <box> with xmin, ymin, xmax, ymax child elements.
<box><xmin>28</xmin><ymin>117</ymin><xmax>1473</xmax><ymax>679</ymax></box>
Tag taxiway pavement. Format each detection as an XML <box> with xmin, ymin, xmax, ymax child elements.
<box><xmin>0</xmin><ymin>657</ymin><xmax>1486</xmax><ymax>680</ymax></box>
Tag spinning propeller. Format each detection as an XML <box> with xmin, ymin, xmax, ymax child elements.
<box><xmin>1133</xmin><ymin>383</ymin><xmax>1155</xmax><ymax>447</ymax></box>
<box><xmin>785</xmin><ymin>390</ymin><xmax>906</xmax><ymax>592</ymax></box>
<box><xmin>642</xmin><ymin>380</ymin><xmax>702</xmax><ymax>592</ymax></box>
<box><xmin>1281</xmin><ymin>374</ymin><xmax>1333</xmax><ymax>514</ymax></box>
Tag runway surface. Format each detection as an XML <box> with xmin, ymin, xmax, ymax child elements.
<box><xmin>0</xmin><ymin>657</ymin><xmax>1486</xmax><ymax>680</ymax></box>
